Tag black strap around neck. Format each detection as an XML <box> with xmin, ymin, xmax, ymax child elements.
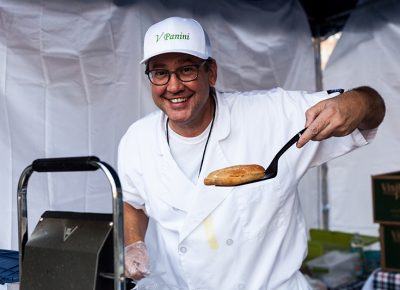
<box><xmin>166</xmin><ymin>98</ymin><xmax>216</xmax><ymax>177</ymax></box>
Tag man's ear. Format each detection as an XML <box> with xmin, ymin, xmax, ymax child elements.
<box><xmin>208</xmin><ymin>61</ymin><xmax>217</xmax><ymax>86</ymax></box>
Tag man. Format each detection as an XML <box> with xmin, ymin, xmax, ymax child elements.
<box><xmin>118</xmin><ymin>17</ymin><xmax>385</xmax><ymax>289</ymax></box>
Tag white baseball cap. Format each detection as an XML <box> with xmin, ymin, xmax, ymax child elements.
<box><xmin>141</xmin><ymin>17</ymin><xmax>212</xmax><ymax>64</ymax></box>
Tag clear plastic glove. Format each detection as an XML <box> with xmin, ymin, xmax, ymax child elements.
<box><xmin>125</xmin><ymin>241</ymin><xmax>150</xmax><ymax>281</ymax></box>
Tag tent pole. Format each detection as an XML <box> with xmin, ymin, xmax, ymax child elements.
<box><xmin>312</xmin><ymin>34</ymin><xmax>329</xmax><ymax>231</ymax></box>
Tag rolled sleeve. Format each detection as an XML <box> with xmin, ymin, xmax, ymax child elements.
<box><xmin>118</xmin><ymin>133</ymin><xmax>146</xmax><ymax>210</ymax></box>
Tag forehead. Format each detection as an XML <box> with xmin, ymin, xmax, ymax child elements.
<box><xmin>148</xmin><ymin>53</ymin><xmax>201</xmax><ymax>68</ymax></box>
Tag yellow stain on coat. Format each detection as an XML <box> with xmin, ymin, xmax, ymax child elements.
<box><xmin>203</xmin><ymin>216</ymin><xmax>219</xmax><ymax>250</ymax></box>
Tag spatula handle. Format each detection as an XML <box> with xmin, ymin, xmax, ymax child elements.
<box><xmin>272</xmin><ymin>128</ymin><xmax>307</xmax><ymax>162</ymax></box>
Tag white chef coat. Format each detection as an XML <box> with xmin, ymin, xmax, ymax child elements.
<box><xmin>118</xmin><ymin>87</ymin><xmax>376</xmax><ymax>290</ymax></box>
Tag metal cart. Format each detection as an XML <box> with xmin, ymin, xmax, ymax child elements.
<box><xmin>17</xmin><ymin>156</ymin><xmax>133</xmax><ymax>290</ymax></box>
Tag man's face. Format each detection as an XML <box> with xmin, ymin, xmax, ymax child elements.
<box><xmin>147</xmin><ymin>53</ymin><xmax>217</xmax><ymax>136</ymax></box>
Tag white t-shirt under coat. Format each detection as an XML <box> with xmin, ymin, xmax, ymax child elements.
<box><xmin>167</xmin><ymin>120</ymin><xmax>213</xmax><ymax>184</ymax></box>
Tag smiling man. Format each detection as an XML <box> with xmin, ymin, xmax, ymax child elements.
<box><xmin>118</xmin><ymin>17</ymin><xmax>385</xmax><ymax>289</ymax></box>
<box><xmin>146</xmin><ymin>53</ymin><xmax>216</xmax><ymax>138</ymax></box>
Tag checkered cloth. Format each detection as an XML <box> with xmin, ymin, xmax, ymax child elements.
<box><xmin>0</xmin><ymin>250</ymin><xmax>19</xmax><ymax>284</ymax></box>
<box><xmin>373</xmin><ymin>270</ymin><xmax>400</xmax><ymax>290</ymax></box>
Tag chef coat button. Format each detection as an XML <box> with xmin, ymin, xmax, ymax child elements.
<box><xmin>179</xmin><ymin>246</ymin><xmax>187</xmax><ymax>253</ymax></box>
<box><xmin>226</xmin><ymin>239</ymin><xmax>234</xmax><ymax>246</ymax></box>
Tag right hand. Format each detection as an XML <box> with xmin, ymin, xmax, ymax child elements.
<box><xmin>124</xmin><ymin>241</ymin><xmax>150</xmax><ymax>280</ymax></box>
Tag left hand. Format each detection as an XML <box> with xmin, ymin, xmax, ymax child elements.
<box><xmin>296</xmin><ymin>87</ymin><xmax>385</xmax><ymax>148</ymax></box>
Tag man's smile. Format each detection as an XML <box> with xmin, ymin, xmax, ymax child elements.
<box><xmin>170</xmin><ymin>97</ymin><xmax>188</xmax><ymax>104</ymax></box>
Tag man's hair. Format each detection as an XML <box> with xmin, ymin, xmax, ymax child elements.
<box><xmin>203</xmin><ymin>57</ymin><xmax>215</xmax><ymax>72</ymax></box>
<box><xmin>145</xmin><ymin>57</ymin><xmax>215</xmax><ymax>75</ymax></box>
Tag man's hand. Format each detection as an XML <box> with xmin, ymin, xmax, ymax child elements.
<box><xmin>297</xmin><ymin>86</ymin><xmax>385</xmax><ymax>148</ymax></box>
<box><xmin>125</xmin><ymin>241</ymin><xmax>150</xmax><ymax>281</ymax></box>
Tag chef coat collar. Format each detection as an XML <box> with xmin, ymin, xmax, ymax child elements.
<box><xmin>151</xmin><ymin>92</ymin><xmax>232</xmax><ymax>215</ymax></box>
<box><xmin>155</xmin><ymin>91</ymin><xmax>230</xmax><ymax>156</ymax></box>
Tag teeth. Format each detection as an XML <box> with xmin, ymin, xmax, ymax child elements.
<box><xmin>170</xmin><ymin>98</ymin><xmax>187</xmax><ymax>103</ymax></box>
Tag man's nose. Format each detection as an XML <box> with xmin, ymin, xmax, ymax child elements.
<box><xmin>167</xmin><ymin>73</ymin><xmax>184</xmax><ymax>92</ymax></box>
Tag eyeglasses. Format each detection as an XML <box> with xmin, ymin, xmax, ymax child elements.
<box><xmin>145</xmin><ymin>60</ymin><xmax>207</xmax><ymax>86</ymax></box>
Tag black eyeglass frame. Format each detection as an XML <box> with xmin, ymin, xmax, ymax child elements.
<box><xmin>145</xmin><ymin>60</ymin><xmax>208</xmax><ymax>86</ymax></box>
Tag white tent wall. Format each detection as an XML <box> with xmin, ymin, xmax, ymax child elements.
<box><xmin>0</xmin><ymin>0</ymin><xmax>317</xmax><ymax>252</ymax></box>
<box><xmin>323</xmin><ymin>0</ymin><xmax>400</xmax><ymax>235</ymax></box>
<box><xmin>0</xmin><ymin>1</ymin><xmax>149</xmax><ymax>251</ymax></box>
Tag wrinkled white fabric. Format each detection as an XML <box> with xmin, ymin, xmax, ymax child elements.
<box><xmin>323</xmin><ymin>0</ymin><xmax>400</xmax><ymax>235</ymax></box>
<box><xmin>119</xmin><ymin>89</ymin><xmax>374</xmax><ymax>289</ymax></box>
<box><xmin>0</xmin><ymin>0</ymin><xmax>314</xmax><ymax>250</ymax></box>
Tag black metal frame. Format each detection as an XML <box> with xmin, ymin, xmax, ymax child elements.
<box><xmin>17</xmin><ymin>156</ymin><xmax>127</xmax><ymax>290</ymax></box>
